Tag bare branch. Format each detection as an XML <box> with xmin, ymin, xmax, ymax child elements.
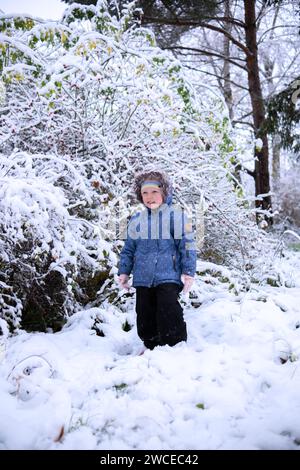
<box><xmin>181</xmin><ymin>63</ymin><xmax>249</xmax><ymax>91</ymax></box>
<box><xmin>141</xmin><ymin>16</ymin><xmax>250</xmax><ymax>55</ymax></box>
<box><xmin>195</xmin><ymin>16</ymin><xmax>246</xmax><ymax>28</ymax></box>
<box><xmin>163</xmin><ymin>46</ymin><xmax>248</xmax><ymax>71</ymax></box>
<box><xmin>238</xmin><ymin>111</ymin><xmax>253</xmax><ymax>121</ymax></box>
<box><xmin>258</xmin><ymin>23</ymin><xmax>299</xmax><ymax>45</ymax></box>
<box><xmin>232</xmin><ymin>120</ymin><xmax>254</xmax><ymax>129</ymax></box>
<box><xmin>235</xmin><ymin>162</ymin><xmax>256</xmax><ymax>178</ymax></box>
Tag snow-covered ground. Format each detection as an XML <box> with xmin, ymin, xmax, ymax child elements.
<box><xmin>1</xmin><ymin>252</ymin><xmax>300</xmax><ymax>450</ymax></box>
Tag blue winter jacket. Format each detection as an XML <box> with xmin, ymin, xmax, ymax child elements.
<box><xmin>118</xmin><ymin>195</ymin><xmax>197</xmax><ymax>288</ymax></box>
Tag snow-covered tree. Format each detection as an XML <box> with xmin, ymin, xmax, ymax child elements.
<box><xmin>0</xmin><ymin>1</ymin><xmax>273</xmax><ymax>331</ymax></box>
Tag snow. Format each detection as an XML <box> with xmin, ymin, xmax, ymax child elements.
<box><xmin>1</xmin><ymin>1</ymin><xmax>300</xmax><ymax>452</ymax></box>
<box><xmin>1</xmin><ymin>254</ymin><xmax>300</xmax><ymax>450</ymax></box>
<box><xmin>0</xmin><ymin>2</ymin><xmax>65</xmax><ymax>21</ymax></box>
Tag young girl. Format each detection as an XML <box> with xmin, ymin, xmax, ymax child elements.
<box><xmin>118</xmin><ymin>170</ymin><xmax>196</xmax><ymax>350</ymax></box>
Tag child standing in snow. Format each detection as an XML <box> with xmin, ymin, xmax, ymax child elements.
<box><xmin>118</xmin><ymin>171</ymin><xmax>196</xmax><ymax>350</ymax></box>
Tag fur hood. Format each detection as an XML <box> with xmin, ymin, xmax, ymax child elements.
<box><xmin>133</xmin><ymin>170</ymin><xmax>171</xmax><ymax>204</ymax></box>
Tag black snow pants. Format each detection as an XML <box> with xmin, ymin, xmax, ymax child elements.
<box><xmin>135</xmin><ymin>283</ymin><xmax>187</xmax><ymax>350</ymax></box>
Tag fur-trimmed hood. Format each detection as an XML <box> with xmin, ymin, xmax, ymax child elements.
<box><xmin>133</xmin><ymin>170</ymin><xmax>172</xmax><ymax>204</ymax></box>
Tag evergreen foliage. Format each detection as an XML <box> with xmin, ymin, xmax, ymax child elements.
<box><xmin>265</xmin><ymin>77</ymin><xmax>300</xmax><ymax>156</ymax></box>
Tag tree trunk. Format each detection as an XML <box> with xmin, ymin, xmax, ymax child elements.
<box><xmin>261</xmin><ymin>4</ymin><xmax>280</xmax><ymax>197</ymax></box>
<box><xmin>223</xmin><ymin>0</ymin><xmax>234</xmax><ymax>121</ymax></box>
<box><xmin>272</xmin><ymin>134</ymin><xmax>281</xmax><ymax>192</ymax></box>
<box><xmin>244</xmin><ymin>0</ymin><xmax>272</xmax><ymax>223</ymax></box>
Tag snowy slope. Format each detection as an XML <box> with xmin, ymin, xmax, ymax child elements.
<box><xmin>0</xmin><ymin>254</ymin><xmax>300</xmax><ymax>450</ymax></box>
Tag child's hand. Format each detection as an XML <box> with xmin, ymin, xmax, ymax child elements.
<box><xmin>182</xmin><ymin>274</ymin><xmax>194</xmax><ymax>294</ymax></box>
<box><xmin>118</xmin><ymin>274</ymin><xmax>130</xmax><ymax>290</ymax></box>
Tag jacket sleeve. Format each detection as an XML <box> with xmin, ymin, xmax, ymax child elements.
<box><xmin>173</xmin><ymin>210</ymin><xmax>197</xmax><ymax>277</ymax></box>
<box><xmin>117</xmin><ymin>220</ymin><xmax>137</xmax><ymax>276</ymax></box>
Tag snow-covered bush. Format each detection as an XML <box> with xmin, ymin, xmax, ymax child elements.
<box><xmin>0</xmin><ymin>151</ymin><xmax>115</xmax><ymax>331</ymax></box>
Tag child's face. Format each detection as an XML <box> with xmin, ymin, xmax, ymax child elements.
<box><xmin>141</xmin><ymin>186</ymin><xmax>163</xmax><ymax>209</ymax></box>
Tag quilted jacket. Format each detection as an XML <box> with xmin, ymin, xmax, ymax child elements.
<box><xmin>118</xmin><ymin>195</ymin><xmax>196</xmax><ymax>288</ymax></box>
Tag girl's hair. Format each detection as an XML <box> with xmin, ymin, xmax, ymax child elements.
<box><xmin>133</xmin><ymin>170</ymin><xmax>171</xmax><ymax>203</ymax></box>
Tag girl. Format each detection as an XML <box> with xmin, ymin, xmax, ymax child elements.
<box><xmin>118</xmin><ymin>171</ymin><xmax>196</xmax><ymax>350</ymax></box>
